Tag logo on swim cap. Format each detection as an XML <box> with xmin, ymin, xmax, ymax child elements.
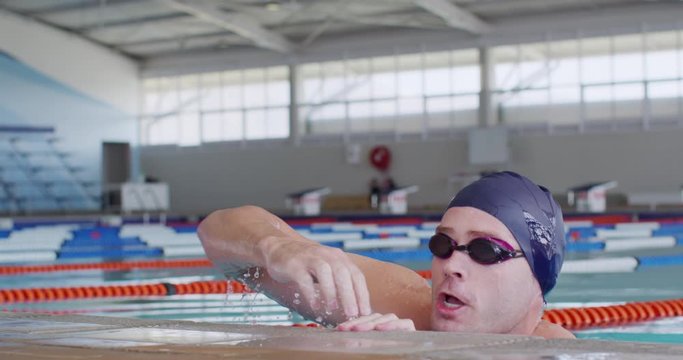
<box><xmin>523</xmin><ymin>211</ymin><xmax>557</xmax><ymax>261</ymax></box>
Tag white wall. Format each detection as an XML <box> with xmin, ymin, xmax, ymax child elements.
<box><xmin>0</xmin><ymin>9</ymin><xmax>139</xmax><ymax>114</ymax></box>
<box><xmin>0</xmin><ymin>10</ymin><xmax>141</xmax><ymax>202</ymax></box>
<box><xmin>140</xmin><ymin>126</ymin><xmax>683</xmax><ymax>215</ymax></box>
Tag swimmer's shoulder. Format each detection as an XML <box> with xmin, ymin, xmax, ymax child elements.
<box><xmin>532</xmin><ymin>319</ymin><xmax>576</xmax><ymax>339</ymax></box>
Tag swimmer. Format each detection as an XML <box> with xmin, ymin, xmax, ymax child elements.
<box><xmin>198</xmin><ymin>171</ymin><xmax>575</xmax><ymax>339</ymax></box>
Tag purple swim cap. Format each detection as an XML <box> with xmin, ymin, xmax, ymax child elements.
<box><xmin>447</xmin><ymin>171</ymin><xmax>565</xmax><ymax>295</ymax></box>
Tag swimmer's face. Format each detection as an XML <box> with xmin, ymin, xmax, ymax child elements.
<box><xmin>430</xmin><ymin>206</ymin><xmax>543</xmax><ymax>334</ymax></box>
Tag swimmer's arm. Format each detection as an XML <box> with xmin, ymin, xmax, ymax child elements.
<box><xmin>347</xmin><ymin>253</ymin><xmax>432</xmax><ymax>330</ymax></box>
<box><xmin>197</xmin><ymin>205</ymin><xmax>310</xmax><ymax>276</ymax></box>
<box><xmin>198</xmin><ymin>205</ymin><xmax>431</xmax><ymax>329</ymax></box>
<box><xmin>199</xmin><ymin>205</ymin><xmax>373</xmax><ymax>322</ymax></box>
<box><xmin>532</xmin><ymin>320</ymin><xmax>576</xmax><ymax>339</ymax></box>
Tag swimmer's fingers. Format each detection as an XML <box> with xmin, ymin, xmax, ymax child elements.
<box><xmin>296</xmin><ymin>273</ymin><xmax>320</xmax><ymax>312</ymax></box>
<box><xmin>310</xmin><ymin>260</ymin><xmax>338</xmax><ymax>311</ymax></box>
<box><xmin>331</xmin><ymin>265</ymin><xmax>357</xmax><ymax>317</ymax></box>
<box><xmin>326</xmin><ymin>248</ymin><xmax>369</xmax><ymax>317</ymax></box>
<box><xmin>336</xmin><ymin>313</ymin><xmax>383</xmax><ymax>331</ymax></box>
<box><xmin>349</xmin><ymin>265</ymin><xmax>371</xmax><ymax>316</ymax></box>
<box><xmin>349</xmin><ymin>313</ymin><xmax>399</xmax><ymax>332</ymax></box>
<box><xmin>374</xmin><ymin>319</ymin><xmax>415</xmax><ymax>331</ymax></box>
<box><xmin>317</xmin><ymin>247</ymin><xmax>363</xmax><ymax>317</ymax></box>
<box><xmin>337</xmin><ymin>313</ymin><xmax>414</xmax><ymax>332</ymax></box>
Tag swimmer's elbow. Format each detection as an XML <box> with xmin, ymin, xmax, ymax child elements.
<box><xmin>197</xmin><ymin>209</ymin><xmax>226</xmax><ymax>244</ymax></box>
<box><xmin>198</xmin><ymin>206</ymin><xmax>249</xmax><ymax>247</ymax></box>
<box><xmin>203</xmin><ymin>205</ymin><xmax>264</xmax><ymax>221</ymax></box>
<box><xmin>199</xmin><ymin>206</ymin><xmax>264</xmax><ymax>233</ymax></box>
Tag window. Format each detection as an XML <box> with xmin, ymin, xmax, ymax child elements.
<box><xmin>140</xmin><ymin>28</ymin><xmax>683</xmax><ymax>143</ymax></box>
<box><xmin>141</xmin><ymin>66</ymin><xmax>289</xmax><ymax>145</ymax></box>
<box><xmin>493</xmin><ymin>29</ymin><xmax>683</xmax><ymax>127</ymax></box>
<box><xmin>299</xmin><ymin>49</ymin><xmax>480</xmax><ymax>136</ymax></box>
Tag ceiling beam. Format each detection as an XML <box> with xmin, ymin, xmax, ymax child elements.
<box><xmin>333</xmin><ymin>12</ymin><xmax>447</xmax><ymax>30</ymax></box>
<box><xmin>413</xmin><ymin>0</ymin><xmax>492</xmax><ymax>34</ymax></box>
<box><xmin>76</xmin><ymin>13</ymin><xmax>188</xmax><ymax>32</ymax></box>
<box><xmin>158</xmin><ymin>0</ymin><xmax>295</xmax><ymax>53</ymax></box>
<box><xmin>22</xmin><ymin>0</ymin><xmax>140</xmax><ymax>15</ymax></box>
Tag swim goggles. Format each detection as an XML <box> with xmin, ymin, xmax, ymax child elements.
<box><xmin>428</xmin><ymin>233</ymin><xmax>525</xmax><ymax>264</ymax></box>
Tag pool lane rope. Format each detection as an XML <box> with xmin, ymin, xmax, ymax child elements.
<box><xmin>543</xmin><ymin>299</ymin><xmax>683</xmax><ymax>330</ymax></box>
<box><xmin>0</xmin><ymin>280</ymin><xmax>251</xmax><ymax>303</ymax></box>
<box><xmin>0</xmin><ymin>259</ymin><xmax>213</xmax><ymax>275</ymax></box>
<box><xmin>0</xmin><ymin>270</ymin><xmax>431</xmax><ymax>303</ymax></box>
<box><xmin>6</xmin><ymin>250</ymin><xmax>683</xmax><ymax>276</ymax></box>
<box><xmin>0</xmin><ymin>260</ymin><xmax>432</xmax><ymax>277</ymax></box>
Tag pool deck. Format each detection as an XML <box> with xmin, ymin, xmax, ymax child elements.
<box><xmin>1</xmin><ymin>312</ymin><xmax>682</xmax><ymax>359</ymax></box>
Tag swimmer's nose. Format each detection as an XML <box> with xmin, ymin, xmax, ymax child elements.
<box><xmin>440</xmin><ymin>250</ymin><xmax>469</xmax><ymax>280</ymax></box>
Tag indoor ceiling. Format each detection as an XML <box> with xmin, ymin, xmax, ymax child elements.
<box><xmin>0</xmin><ymin>0</ymin><xmax>663</xmax><ymax>61</ymax></box>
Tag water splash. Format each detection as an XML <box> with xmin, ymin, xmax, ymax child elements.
<box><xmin>223</xmin><ymin>279</ymin><xmax>234</xmax><ymax>307</ymax></box>
<box><xmin>239</xmin><ymin>270</ymin><xmax>251</xmax><ymax>302</ymax></box>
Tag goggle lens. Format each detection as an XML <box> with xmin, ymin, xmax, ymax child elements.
<box><xmin>428</xmin><ymin>233</ymin><xmax>524</xmax><ymax>265</ymax></box>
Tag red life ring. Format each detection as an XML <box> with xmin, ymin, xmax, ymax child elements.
<box><xmin>369</xmin><ymin>145</ymin><xmax>391</xmax><ymax>172</ymax></box>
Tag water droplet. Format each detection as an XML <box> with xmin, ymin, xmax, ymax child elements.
<box><xmin>224</xmin><ymin>280</ymin><xmax>237</xmax><ymax>306</ymax></box>
<box><xmin>315</xmin><ymin>316</ymin><xmax>323</xmax><ymax>323</ymax></box>
<box><xmin>254</xmin><ymin>267</ymin><xmax>260</xmax><ymax>279</ymax></box>
<box><xmin>294</xmin><ymin>292</ymin><xmax>300</xmax><ymax>298</ymax></box>
<box><xmin>293</xmin><ymin>299</ymin><xmax>301</xmax><ymax>305</ymax></box>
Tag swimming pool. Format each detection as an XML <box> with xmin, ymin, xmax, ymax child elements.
<box><xmin>1</xmin><ymin>215</ymin><xmax>682</xmax><ymax>344</ymax></box>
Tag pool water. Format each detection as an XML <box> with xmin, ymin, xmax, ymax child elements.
<box><xmin>2</xmin><ymin>260</ymin><xmax>682</xmax><ymax>344</ymax></box>
<box><xmin>1</xmin><ymin>219</ymin><xmax>683</xmax><ymax>344</ymax></box>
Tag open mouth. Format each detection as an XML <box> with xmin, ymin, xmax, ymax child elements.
<box><xmin>443</xmin><ymin>293</ymin><xmax>465</xmax><ymax>308</ymax></box>
<box><xmin>436</xmin><ymin>291</ymin><xmax>468</xmax><ymax>316</ymax></box>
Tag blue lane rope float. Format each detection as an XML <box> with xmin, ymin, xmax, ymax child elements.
<box><xmin>4</xmin><ymin>221</ymin><xmax>683</xmax><ymax>264</ymax></box>
<box><xmin>57</xmin><ymin>248</ymin><xmax>163</xmax><ymax>259</ymax></box>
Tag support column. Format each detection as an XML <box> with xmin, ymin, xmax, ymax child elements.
<box><xmin>289</xmin><ymin>64</ymin><xmax>301</xmax><ymax>145</ymax></box>
<box><xmin>478</xmin><ymin>47</ymin><xmax>497</xmax><ymax>127</ymax></box>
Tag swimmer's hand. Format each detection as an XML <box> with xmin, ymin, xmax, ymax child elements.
<box><xmin>336</xmin><ymin>313</ymin><xmax>416</xmax><ymax>332</ymax></box>
<box><xmin>259</xmin><ymin>236</ymin><xmax>372</xmax><ymax>319</ymax></box>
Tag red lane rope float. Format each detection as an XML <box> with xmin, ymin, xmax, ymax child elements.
<box><xmin>415</xmin><ymin>270</ymin><xmax>432</xmax><ymax>280</ymax></box>
<box><xmin>0</xmin><ymin>280</ymin><xmax>251</xmax><ymax>304</ymax></box>
<box><xmin>0</xmin><ymin>259</ymin><xmax>213</xmax><ymax>276</ymax></box>
<box><xmin>0</xmin><ymin>261</ymin><xmax>435</xmax><ymax>278</ymax></box>
<box><xmin>564</xmin><ymin>214</ymin><xmax>633</xmax><ymax>225</ymax></box>
<box><xmin>0</xmin><ymin>271</ymin><xmax>435</xmax><ymax>303</ymax></box>
<box><xmin>543</xmin><ymin>298</ymin><xmax>683</xmax><ymax>330</ymax></box>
